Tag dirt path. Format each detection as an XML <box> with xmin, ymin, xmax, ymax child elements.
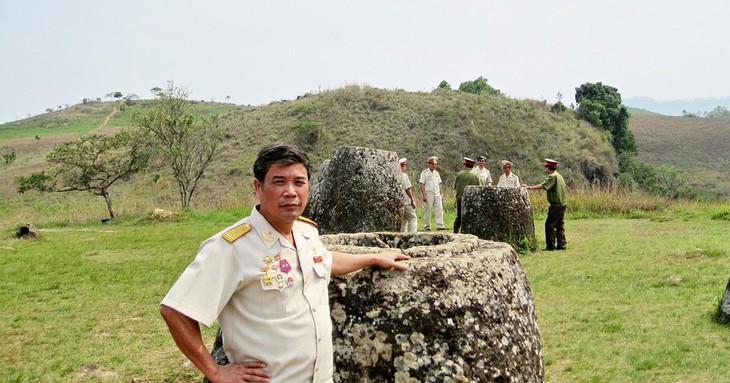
<box><xmin>90</xmin><ymin>105</ymin><xmax>119</xmax><ymax>134</ymax></box>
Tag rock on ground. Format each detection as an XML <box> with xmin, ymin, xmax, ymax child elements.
<box><xmin>324</xmin><ymin>232</ymin><xmax>543</xmax><ymax>383</ymax></box>
<box><xmin>303</xmin><ymin>146</ymin><xmax>403</xmax><ymax>234</ymax></box>
<box><xmin>461</xmin><ymin>187</ymin><xmax>535</xmax><ymax>249</ymax></box>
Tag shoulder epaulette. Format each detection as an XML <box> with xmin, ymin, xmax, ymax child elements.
<box><xmin>221</xmin><ymin>223</ymin><xmax>252</xmax><ymax>243</ymax></box>
<box><xmin>297</xmin><ymin>216</ymin><xmax>318</xmax><ymax>227</ymax></box>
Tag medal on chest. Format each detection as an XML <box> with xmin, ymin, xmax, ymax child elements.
<box><xmin>260</xmin><ymin>251</ymin><xmax>296</xmax><ymax>291</ymax></box>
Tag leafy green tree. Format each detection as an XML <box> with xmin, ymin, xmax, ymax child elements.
<box><xmin>575</xmin><ymin>82</ymin><xmax>636</xmax><ymax>154</ymax></box>
<box><xmin>133</xmin><ymin>81</ymin><xmax>223</xmax><ymax>209</ymax></box>
<box><xmin>458</xmin><ymin>76</ymin><xmax>501</xmax><ymax>96</ymax></box>
<box><xmin>15</xmin><ymin>131</ymin><xmax>150</xmax><ymax>219</ymax></box>
<box><xmin>436</xmin><ymin>80</ymin><xmax>452</xmax><ymax>90</ymax></box>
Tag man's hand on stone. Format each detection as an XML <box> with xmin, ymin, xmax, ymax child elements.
<box><xmin>372</xmin><ymin>252</ymin><xmax>410</xmax><ymax>271</ymax></box>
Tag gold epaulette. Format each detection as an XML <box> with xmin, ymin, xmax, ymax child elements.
<box><xmin>297</xmin><ymin>216</ymin><xmax>318</xmax><ymax>227</ymax></box>
<box><xmin>221</xmin><ymin>223</ymin><xmax>252</xmax><ymax>243</ymax></box>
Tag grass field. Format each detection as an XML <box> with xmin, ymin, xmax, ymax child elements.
<box><xmin>1</xmin><ymin>199</ymin><xmax>729</xmax><ymax>382</ymax></box>
<box><xmin>628</xmin><ymin>114</ymin><xmax>730</xmax><ymax>198</ymax></box>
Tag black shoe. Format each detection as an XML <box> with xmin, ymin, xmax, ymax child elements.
<box><xmin>544</xmin><ymin>247</ymin><xmax>555</xmax><ymax>251</ymax></box>
<box><xmin>436</xmin><ymin>227</ymin><xmax>449</xmax><ymax>231</ymax></box>
<box><xmin>423</xmin><ymin>227</ymin><xmax>432</xmax><ymax>231</ymax></box>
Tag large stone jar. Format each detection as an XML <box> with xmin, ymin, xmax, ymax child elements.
<box><xmin>323</xmin><ymin>232</ymin><xmax>543</xmax><ymax>383</ymax></box>
<box><xmin>303</xmin><ymin>146</ymin><xmax>403</xmax><ymax>234</ymax></box>
<box><xmin>461</xmin><ymin>187</ymin><xmax>536</xmax><ymax>250</ymax></box>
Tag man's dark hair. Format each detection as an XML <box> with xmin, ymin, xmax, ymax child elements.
<box><xmin>253</xmin><ymin>143</ymin><xmax>312</xmax><ymax>181</ymax></box>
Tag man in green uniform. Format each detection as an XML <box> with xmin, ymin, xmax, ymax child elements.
<box><xmin>453</xmin><ymin>157</ymin><xmax>483</xmax><ymax>233</ymax></box>
<box><xmin>522</xmin><ymin>158</ymin><xmax>567</xmax><ymax>250</ymax></box>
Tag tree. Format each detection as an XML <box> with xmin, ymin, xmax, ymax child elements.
<box><xmin>15</xmin><ymin>131</ymin><xmax>150</xmax><ymax>219</ymax></box>
<box><xmin>575</xmin><ymin>82</ymin><xmax>636</xmax><ymax>154</ymax></box>
<box><xmin>458</xmin><ymin>76</ymin><xmax>501</xmax><ymax>96</ymax></box>
<box><xmin>133</xmin><ymin>81</ymin><xmax>223</xmax><ymax>209</ymax></box>
<box><xmin>436</xmin><ymin>80</ymin><xmax>452</xmax><ymax>90</ymax></box>
<box><xmin>706</xmin><ymin>105</ymin><xmax>730</xmax><ymax>119</ymax></box>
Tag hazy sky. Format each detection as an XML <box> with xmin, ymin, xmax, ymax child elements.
<box><xmin>1</xmin><ymin>0</ymin><xmax>729</xmax><ymax>124</ymax></box>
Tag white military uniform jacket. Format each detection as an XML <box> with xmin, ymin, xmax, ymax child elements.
<box><xmin>474</xmin><ymin>166</ymin><xmax>493</xmax><ymax>186</ymax></box>
<box><xmin>418</xmin><ymin>168</ymin><xmax>442</xmax><ymax>194</ymax></box>
<box><xmin>161</xmin><ymin>207</ymin><xmax>334</xmax><ymax>383</ymax></box>
<box><xmin>497</xmin><ymin>173</ymin><xmax>520</xmax><ymax>188</ymax></box>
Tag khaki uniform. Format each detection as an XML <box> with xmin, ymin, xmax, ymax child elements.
<box><xmin>497</xmin><ymin>173</ymin><xmax>520</xmax><ymax>188</ymax></box>
<box><xmin>453</xmin><ymin>169</ymin><xmax>483</xmax><ymax>233</ymax></box>
<box><xmin>541</xmin><ymin>171</ymin><xmax>567</xmax><ymax>250</ymax></box>
<box><xmin>401</xmin><ymin>172</ymin><xmax>417</xmax><ymax>233</ymax></box>
<box><xmin>419</xmin><ymin>168</ymin><xmax>445</xmax><ymax>229</ymax></box>
<box><xmin>474</xmin><ymin>166</ymin><xmax>493</xmax><ymax>186</ymax></box>
<box><xmin>161</xmin><ymin>207</ymin><xmax>334</xmax><ymax>383</ymax></box>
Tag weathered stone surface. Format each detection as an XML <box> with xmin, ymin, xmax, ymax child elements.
<box><xmin>323</xmin><ymin>232</ymin><xmax>543</xmax><ymax>383</ymax></box>
<box><xmin>151</xmin><ymin>208</ymin><xmax>175</xmax><ymax>220</ymax></box>
<box><xmin>15</xmin><ymin>223</ymin><xmax>38</xmax><ymax>239</ymax></box>
<box><xmin>461</xmin><ymin>187</ymin><xmax>536</xmax><ymax>249</ymax></box>
<box><xmin>720</xmin><ymin>277</ymin><xmax>730</xmax><ymax>322</ymax></box>
<box><xmin>303</xmin><ymin>146</ymin><xmax>403</xmax><ymax>234</ymax></box>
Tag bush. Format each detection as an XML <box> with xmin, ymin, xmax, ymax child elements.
<box><xmin>293</xmin><ymin>120</ymin><xmax>323</xmax><ymax>149</ymax></box>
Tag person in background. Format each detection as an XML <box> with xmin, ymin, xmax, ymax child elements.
<box><xmin>453</xmin><ymin>157</ymin><xmax>483</xmax><ymax>233</ymax></box>
<box><xmin>399</xmin><ymin>158</ymin><xmax>417</xmax><ymax>233</ymax></box>
<box><xmin>160</xmin><ymin>143</ymin><xmax>410</xmax><ymax>383</ymax></box>
<box><xmin>522</xmin><ymin>158</ymin><xmax>567</xmax><ymax>251</ymax></box>
<box><xmin>474</xmin><ymin>155</ymin><xmax>493</xmax><ymax>186</ymax></box>
<box><xmin>497</xmin><ymin>160</ymin><xmax>520</xmax><ymax>188</ymax></box>
<box><xmin>418</xmin><ymin>156</ymin><xmax>447</xmax><ymax>230</ymax></box>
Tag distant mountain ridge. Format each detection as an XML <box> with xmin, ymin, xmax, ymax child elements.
<box><xmin>623</xmin><ymin>96</ymin><xmax>730</xmax><ymax>116</ymax></box>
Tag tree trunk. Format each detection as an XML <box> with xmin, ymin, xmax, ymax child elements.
<box><xmin>102</xmin><ymin>190</ymin><xmax>116</xmax><ymax>219</ymax></box>
<box><xmin>179</xmin><ymin>181</ymin><xmax>189</xmax><ymax>209</ymax></box>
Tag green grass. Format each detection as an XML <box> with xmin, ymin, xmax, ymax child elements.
<box><xmin>1</xmin><ymin>201</ymin><xmax>729</xmax><ymax>382</ymax></box>
<box><xmin>522</xmin><ymin>217</ymin><xmax>730</xmax><ymax>382</ymax></box>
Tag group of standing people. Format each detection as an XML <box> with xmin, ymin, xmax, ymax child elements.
<box><xmin>400</xmin><ymin>155</ymin><xmax>567</xmax><ymax>251</ymax></box>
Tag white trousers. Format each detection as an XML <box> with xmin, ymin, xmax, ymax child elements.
<box><xmin>423</xmin><ymin>192</ymin><xmax>444</xmax><ymax>229</ymax></box>
<box><xmin>401</xmin><ymin>203</ymin><xmax>417</xmax><ymax>233</ymax></box>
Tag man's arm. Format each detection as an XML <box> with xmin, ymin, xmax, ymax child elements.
<box><xmin>405</xmin><ymin>188</ymin><xmax>416</xmax><ymax>208</ymax></box>
<box><xmin>419</xmin><ymin>182</ymin><xmax>427</xmax><ymax>202</ymax></box>
<box><xmin>522</xmin><ymin>183</ymin><xmax>544</xmax><ymax>190</ymax></box>
<box><xmin>160</xmin><ymin>305</ymin><xmax>271</xmax><ymax>383</ymax></box>
<box><xmin>331</xmin><ymin>251</ymin><xmax>410</xmax><ymax>276</ymax></box>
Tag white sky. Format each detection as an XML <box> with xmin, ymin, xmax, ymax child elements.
<box><xmin>1</xmin><ymin>0</ymin><xmax>729</xmax><ymax>124</ymax></box>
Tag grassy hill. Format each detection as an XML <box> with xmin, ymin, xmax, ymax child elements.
<box><xmin>1</xmin><ymin>86</ymin><xmax>619</xmax><ymax>227</ymax></box>
<box><xmin>628</xmin><ymin>113</ymin><xmax>730</xmax><ymax>198</ymax></box>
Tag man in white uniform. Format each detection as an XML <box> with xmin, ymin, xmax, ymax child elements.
<box><xmin>497</xmin><ymin>160</ymin><xmax>520</xmax><ymax>188</ymax></box>
<box><xmin>160</xmin><ymin>143</ymin><xmax>409</xmax><ymax>383</ymax></box>
<box><xmin>399</xmin><ymin>158</ymin><xmax>417</xmax><ymax>233</ymax></box>
<box><xmin>418</xmin><ymin>156</ymin><xmax>447</xmax><ymax>230</ymax></box>
<box><xmin>474</xmin><ymin>155</ymin><xmax>493</xmax><ymax>186</ymax></box>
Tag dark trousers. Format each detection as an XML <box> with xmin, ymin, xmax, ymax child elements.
<box><xmin>453</xmin><ymin>198</ymin><xmax>462</xmax><ymax>233</ymax></box>
<box><xmin>545</xmin><ymin>205</ymin><xmax>567</xmax><ymax>249</ymax></box>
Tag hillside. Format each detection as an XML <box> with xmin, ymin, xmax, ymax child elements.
<box><xmin>1</xmin><ymin>86</ymin><xmax>618</xmax><ymax>223</ymax></box>
<box><xmin>628</xmin><ymin>113</ymin><xmax>730</xmax><ymax>198</ymax></box>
